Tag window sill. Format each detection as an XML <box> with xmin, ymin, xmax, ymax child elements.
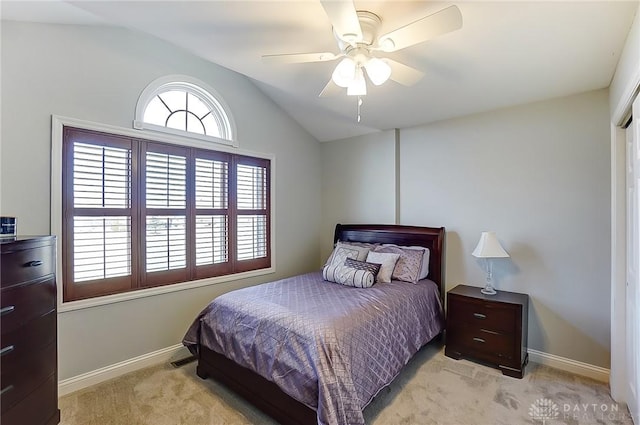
<box><xmin>57</xmin><ymin>267</ymin><xmax>275</xmax><ymax>313</ymax></box>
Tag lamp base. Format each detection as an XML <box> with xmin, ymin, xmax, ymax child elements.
<box><xmin>481</xmin><ymin>286</ymin><xmax>497</xmax><ymax>295</ymax></box>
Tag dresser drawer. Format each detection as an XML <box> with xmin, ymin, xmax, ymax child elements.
<box><xmin>447</xmin><ymin>325</ymin><xmax>516</xmax><ymax>361</ymax></box>
<box><xmin>1</xmin><ymin>245</ymin><xmax>54</xmax><ymax>288</ymax></box>
<box><xmin>1</xmin><ymin>341</ymin><xmax>56</xmax><ymax>413</ymax></box>
<box><xmin>1</xmin><ymin>374</ymin><xmax>58</xmax><ymax>425</ymax></box>
<box><xmin>448</xmin><ymin>294</ymin><xmax>517</xmax><ymax>334</ymax></box>
<box><xmin>1</xmin><ymin>310</ymin><xmax>56</xmax><ymax>370</ymax></box>
<box><xmin>1</xmin><ymin>278</ymin><xmax>56</xmax><ymax>334</ymax></box>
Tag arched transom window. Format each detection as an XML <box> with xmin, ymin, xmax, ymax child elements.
<box><xmin>135</xmin><ymin>76</ymin><xmax>236</xmax><ymax>146</ymax></box>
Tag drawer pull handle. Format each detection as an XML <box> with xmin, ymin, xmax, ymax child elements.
<box><xmin>0</xmin><ymin>305</ymin><xmax>15</xmax><ymax>316</ymax></box>
<box><xmin>1</xmin><ymin>385</ymin><xmax>14</xmax><ymax>396</ymax></box>
<box><xmin>25</xmin><ymin>260</ymin><xmax>43</xmax><ymax>267</ymax></box>
<box><xmin>473</xmin><ymin>337</ymin><xmax>486</xmax><ymax>344</ymax></box>
<box><xmin>473</xmin><ymin>313</ymin><xmax>487</xmax><ymax>319</ymax></box>
<box><xmin>0</xmin><ymin>345</ymin><xmax>14</xmax><ymax>356</ymax></box>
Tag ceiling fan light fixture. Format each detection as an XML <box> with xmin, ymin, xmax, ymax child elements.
<box><xmin>332</xmin><ymin>57</ymin><xmax>357</xmax><ymax>88</ymax></box>
<box><xmin>347</xmin><ymin>67</ymin><xmax>367</xmax><ymax>96</ymax></box>
<box><xmin>364</xmin><ymin>57</ymin><xmax>391</xmax><ymax>86</ymax></box>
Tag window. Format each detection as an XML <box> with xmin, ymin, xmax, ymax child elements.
<box><xmin>62</xmin><ymin>127</ymin><xmax>270</xmax><ymax>302</ymax></box>
<box><xmin>134</xmin><ymin>76</ymin><xmax>236</xmax><ymax>146</ymax></box>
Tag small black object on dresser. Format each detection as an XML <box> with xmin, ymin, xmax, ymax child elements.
<box><xmin>445</xmin><ymin>284</ymin><xmax>529</xmax><ymax>378</ymax></box>
<box><xmin>1</xmin><ymin>236</ymin><xmax>60</xmax><ymax>425</ymax></box>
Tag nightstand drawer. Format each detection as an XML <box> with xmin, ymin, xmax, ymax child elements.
<box><xmin>0</xmin><ymin>277</ymin><xmax>56</xmax><ymax>334</ymax></box>
<box><xmin>447</xmin><ymin>326</ymin><xmax>515</xmax><ymax>361</ymax></box>
<box><xmin>448</xmin><ymin>294</ymin><xmax>517</xmax><ymax>334</ymax></box>
<box><xmin>1</xmin><ymin>341</ymin><xmax>56</xmax><ymax>413</ymax></box>
<box><xmin>1</xmin><ymin>245</ymin><xmax>54</xmax><ymax>288</ymax></box>
<box><xmin>1</xmin><ymin>310</ymin><xmax>57</xmax><ymax>369</ymax></box>
<box><xmin>1</xmin><ymin>374</ymin><xmax>58</xmax><ymax>425</ymax></box>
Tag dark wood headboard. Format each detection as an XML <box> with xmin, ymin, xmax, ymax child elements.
<box><xmin>334</xmin><ymin>224</ymin><xmax>446</xmax><ymax>299</ymax></box>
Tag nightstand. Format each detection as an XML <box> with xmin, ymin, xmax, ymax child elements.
<box><xmin>445</xmin><ymin>284</ymin><xmax>529</xmax><ymax>378</ymax></box>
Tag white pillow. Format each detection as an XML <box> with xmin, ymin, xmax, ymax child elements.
<box><xmin>365</xmin><ymin>251</ymin><xmax>400</xmax><ymax>283</ymax></box>
<box><xmin>382</xmin><ymin>244</ymin><xmax>430</xmax><ymax>280</ymax></box>
<box><xmin>419</xmin><ymin>248</ymin><xmax>430</xmax><ymax>280</ymax></box>
<box><xmin>324</xmin><ymin>241</ymin><xmax>371</xmax><ymax>268</ymax></box>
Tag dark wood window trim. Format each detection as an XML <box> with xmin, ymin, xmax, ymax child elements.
<box><xmin>62</xmin><ymin>126</ymin><xmax>271</xmax><ymax>302</ymax></box>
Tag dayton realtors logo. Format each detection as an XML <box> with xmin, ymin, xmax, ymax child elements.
<box><xmin>529</xmin><ymin>398</ymin><xmax>559</xmax><ymax>424</ymax></box>
<box><xmin>529</xmin><ymin>398</ymin><xmax>626</xmax><ymax>423</ymax></box>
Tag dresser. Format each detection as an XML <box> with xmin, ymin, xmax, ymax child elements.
<box><xmin>1</xmin><ymin>236</ymin><xmax>59</xmax><ymax>425</ymax></box>
<box><xmin>445</xmin><ymin>284</ymin><xmax>529</xmax><ymax>378</ymax></box>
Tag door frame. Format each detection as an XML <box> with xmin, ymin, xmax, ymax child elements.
<box><xmin>612</xmin><ymin>122</ymin><xmax>628</xmax><ymax>402</ymax></box>
<box><xmin>627</xmin><ymin>112</ymin><xmax>640</xmax><ymax>423</ymax></box>
<box><xmin>611</xmin><ymin>76</ymin><xmax>640</xmax><ymax>409</ymax></box>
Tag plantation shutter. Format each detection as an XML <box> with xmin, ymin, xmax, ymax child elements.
<box><xmin>234</xmin><ymin>156</ymin><xmax>270</xmax><ymax>272</ymax></box>
<box><xmin>142</xmin><ymin>143</ymin><xmax>189</xmax><ymax>287</ymax></box>
<box><xmin>194</xmin><ymin>152</ymin><xmax>232</xmax><ymax>278</ymax></box>
<box><xmin>62</xmin><ymin>128</ymin><xmax>137</xmax><ymax>301</ymax></box>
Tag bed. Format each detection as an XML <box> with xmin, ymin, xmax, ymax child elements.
<box><xmin>183</xmin><ymin>224</ymin><xmax>446</xmax><ymax>425</ymax></box>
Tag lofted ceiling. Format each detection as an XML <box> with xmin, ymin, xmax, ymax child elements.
<box><xmin>2</xmin><ymin>1</ymin><xmax>638</xmax><ymax>142</ymax></box>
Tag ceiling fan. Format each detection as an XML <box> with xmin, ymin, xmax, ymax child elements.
<box><xmin>262</xmin><ymin>1</ymin><xmax>463</xmax><ymax>97</ymax></box>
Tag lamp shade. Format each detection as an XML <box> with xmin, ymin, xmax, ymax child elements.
<box><xmin>332</xmin><ymin>58</ymin><xmax>356</xmax><ymax>88</ymax></box>
<box><xmin>364</xmin><ymin>58</ymin><xmax>391</xmax><ymax>86</ymax></box>
<box><xmin>472</xmin><ymin>231</ymin><xmax>510</xmax><ymax>258</ymax></box>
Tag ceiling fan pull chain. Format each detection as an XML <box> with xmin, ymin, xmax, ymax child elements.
<box><xmin>357</xmin><ymin>96</ymin><xmax>362</xmax><ymax>122</ymax></box>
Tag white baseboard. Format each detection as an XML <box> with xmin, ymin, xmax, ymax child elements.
<box><xmin>528</xmin><ymin>348</ymin><xmax>610</xmax><ymax>382</ymax></box>
<box><xmin>58</xmin><ymin>344</ymin><xmax>610</xmax><ymax>397</ymax></box>
<box><xmin>58</xmin><ymin>343</ymin><xmax>187</xmax><ymax>396</ymax></box>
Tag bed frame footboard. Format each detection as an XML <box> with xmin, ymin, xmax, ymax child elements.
<box><xmin>197</xmin><ymin>346</ymin><xmax>318</xmax><ymax>425</ymax></box>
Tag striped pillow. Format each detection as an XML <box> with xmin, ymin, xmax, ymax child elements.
<box><xmin>323</xmin><ymin>264</ymin><xmax>376</xmax><ymax>288</ymax></box>
<box><xmin>344</xmin><ymin>258</ymin><xmax>381</xmax><ymax>277</ymax></box>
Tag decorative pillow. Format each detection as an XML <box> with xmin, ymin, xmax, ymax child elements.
<box><xmin>323</xmin><ymin>264</ymin><xmax>376</xmax><ymax>288</ymax></box>
<box><xmin>365</xmin><ymin>251</ymin><xmax>400</xmax><ymax>283</ymax></box>
<box><xmin>374</xmin><ymin>245</ymin><xmax>424</xmax><ymax>283</ymax></box>
<box><xmin>324</xmin><ymin>242</ymin><xmax>370</xmax><ymax>268</ymax></box>
<box><xmin>381</xmin><ymin>244</ymin><xmax>430</xmax><ymax>281</ymax></box>
<box><xmin>344</xmin><ymin>258</ymin><xmax>381</xmax><ymax>277</ymax></box>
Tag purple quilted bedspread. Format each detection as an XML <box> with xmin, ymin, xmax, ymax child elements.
<box><xmin>182</xmin><ymin>271</ymin><xmax>444</xmax><ymax>425</ymax></box>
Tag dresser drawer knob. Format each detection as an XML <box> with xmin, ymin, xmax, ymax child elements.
<box><xmin>0</xmin><ymin>345</ymin><xmax>14</xmax><ymax>356</ymax></box>
<box><xmin>473</xmin><ymin>313</ymin><xmax>487</xmax><ymax>319</ymax></box>
<box><xmin>0</xmin><ymin>385</ymin><xmax>14</xmax><ymax>396</ymax></box>
<box><xmin>24</xmin><ymin>260</ymin><xmax>43</xmax><ymax>267</ymax></box>
<box><xmin>472</xmin><ymin>337</ymin><xmax>486</xmax><ymax>344</ymax></box>
<box><xmin>0</xmin><ymin>305</ymin><xmax>15</xmax><ymax>316</ymax></box>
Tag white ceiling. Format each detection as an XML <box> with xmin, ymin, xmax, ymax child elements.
<box><xmin>2</xmin><ymin>1</ymin><xmax>638</xmax><ymax>141</ymax></box>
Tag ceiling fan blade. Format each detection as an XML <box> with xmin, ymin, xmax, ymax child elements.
<box><xmin>319</xmin><ymin>79</ymin><xmax>343</xmax><ymax>97</ymax></box>
<box><xmin>386</xmin><ymin>59</ymin><xmax>425</xmax><ymax>86</ymax></box>
<box><xmin>262</xmin><ymin>52</ymin><xmax>339</xmax><ymax>64</ymax></box>
<box><xmin>320</xmin><ymin>0</ymin><xmax>362</xmax><ymax>44</ymax></box>
<box><xmin>378</xmin><ymin>5</ymin><xmax>462</xmax><ymax>52</ymax></box>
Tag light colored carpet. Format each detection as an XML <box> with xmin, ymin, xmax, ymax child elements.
<box><xmin>59</xmin><ymin>343</ymin><xmax>632</xmax><ymax>425</ymax></box>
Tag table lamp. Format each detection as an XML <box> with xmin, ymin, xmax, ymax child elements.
<box><xmin>472</xmin><ymin>231</ymin><xmax>510</xmax><ymax>295</ymax></box>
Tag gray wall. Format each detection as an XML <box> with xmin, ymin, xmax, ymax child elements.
<box><xmin>321</xmin><ymin>90</ymin><xmax>611</xmax><ymax>367</ymax></box>
<box><xmin>0</xmin><ymin>21</ymin><xmax>322</xmax><ymax>379</ymax></box>
<box><xmin>320</xmin><ymin>130</ymin><xmax>396</xmax><ymax>262</ymax></box>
